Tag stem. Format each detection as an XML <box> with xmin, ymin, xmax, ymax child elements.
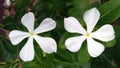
<box><xmin>13</xmin><ymin>63</ymin><xmax>18</xmax><ymax>68</ymax></box>
<box><xmin>102</xmin><ymin>54</ymin><xmax>112</xmax><ymax>64</ymax></box>
<box><xmin>50</xmin><ymin>8</ymin><xmax>55</xmax><ymax>17</ymax></box>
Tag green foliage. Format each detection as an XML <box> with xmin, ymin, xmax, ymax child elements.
<box><xmin>0</xmin><ymin>41</ymin><xmax>3</xmax><ymax>61</ymax></box>
<box><xmin>78</xmin><ymin>42</ymin><xmax>91</xmax><ymax>65</ymax></box>
<box><xmin>73</xmin><ymin>0</ymin><xmax>91</xmax><ymax>14</ymax></box>
<box><xmin>98</xmin><ymin>0</ymin><xmax>120</xmax><ymax>25</ymax></box>
<box><xmin>103</xmin><ymin>39</ymin><xmax>116</xmax><ymax>47</ymax></box>
<box><xmin>21</xmin><ymin>62</ymin><xmax>40</xmax><ymax>68</ymax></box>
<box><xmin>114</xmin><ymin>26</ymin><xmax>120</xmax><ymax>38</ymax></box>
<box><xmin>68</xmin><ymin>8</ymin><xmax>85</xmax><ymax>26</ymax></box>
<box><xmin>113</xmin><ymin>37</ymin><xmax>120</xmax><ymax>68</ymax></box>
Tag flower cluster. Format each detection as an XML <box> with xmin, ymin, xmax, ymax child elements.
<box><xmin>9</xmin><ymin>8</ymin><xmax>115</xmax><ymax>61</ymax></box>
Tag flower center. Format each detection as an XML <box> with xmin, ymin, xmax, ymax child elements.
<box><xmin>29</xmin><ymin>32</ymin><xmax>35</xmax><ymax>37</ymax></box>
<box><xmin>85</xmin><ymin>32</ymin><xmax>91</xmax><ymax>38</ymax></box>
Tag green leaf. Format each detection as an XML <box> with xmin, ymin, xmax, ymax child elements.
<box><xmin>39</xmin><ymin>62</ymin><xmax>54</xmax><ymax>68</ymax></box>
<box><xmin>99</xmin><ymin>0</ymin><xmax>120</xmax><ymax>18</ymax></box>
<box><xmin>103</xmin><ymin>39</ymin><xmax>116</xmax><ymax>47</ymax></box>
<box><xmin>16</xmin><ymin>0</ymin><xmax>32</xmax><ymax>8</ymax></box>
<box><xmin>53</xmin><ymin>59</ymin><xmax>79</xmax><ymax>68</ymax></box>
<box><xmin>81</xmin><ymin>61</ymin><xmax>91</xmax><ymax>68</ymax></box>
<box><xmin>71</xmin><ymin>0</ymin><xmax>91</xmax><ymax>26</ymax></box>
<box><xmin>21</xmin><ymin>62</ymin><xmax>40</xmax><ymax>68</ymax></box>
<box><xmin>68</xmin><ymin>8</ymin><xmax>85</xmax><ymax>26</ymax></box>
<box><xmin>91</xmin><ymin>54</ymin><xmax>112</xmax><ymax>68</ymax></box>
<box><xmin>55</xmin><ymin>48</ymin><xmax>76</xmax><ymax>62</ymax></box>
<box><xmin>4</xmin><ymin>50</ymin><xmax>17</xmax><ymax>62</ymax></box>
<box><xmin>78</xmin><ymin>42</ymin><xmax>91</xmax><ymax>65</ymax></box>
<box><xmin>73</xmin><ymin>0</ymin><xmax>91</xmax><ymax>14</ymax></box>
<box><xmin>34</xmin><ymin>45</ymin><xmax>43</xmax><ymax>62</ymax></box>
<box><xmin>98</xmin><ymin>0</ymin><xmax>120</xmax><ymax>25</ymax></box>
<box><xmin>33</xmin><ymin>0</ymin><xmax>53</xmax><ymax>13</ymax></box>
<box><xmin>3</xmin><ymin>17</ymin><xmax>19</xmax><ymax>30</ymax></box>
<box><xmin>52</xmin><ymin>0</ymin><xmax>65</xmax><ymax>8</ymax></box>
<box><xmin>112</xmin><ymin>37</ymin><xmax>120</xmax><ymax>67</ymax></box>
<box><xmin>114</xmin><ymin>26</ymin><xmax>120</xmax><ymax>38</ymax></box>
<box><xmin>91</xmin><ymin>1</ymin><xmax>100</xmax><ymax>8</ymax></box>
<box><xmin>2</xmin><ymin>39</ymin><xmax>17</xmax><ymax>54</ymax></box>
<box><xmin>0</xmin><ymin>40</ymin><xmax>3</xmax><ymax>60</ymax></box>
<box><xmin>34</xmin><ymin>44</ymin><xmax>54</xmax><ymax>64</ymax></box>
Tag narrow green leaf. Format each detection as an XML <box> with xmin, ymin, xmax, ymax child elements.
<box><xmin>81</xmin><ymin>61</ymin><xmax>91</xmax><ymax>68</ymax></box>
<box><xmin>4</xmin><ymin>50</ymin><xmax>17</xmax><ymax>62</ymax></box>
<box><xmin>21</xmin><ymin>62</ymin><xmax>40</xmax><ymax>68</ymax></box>
<box><xmin>71</xmin><ymin>0</ymin><xmax>91</xmax><ymax>27</ymax></box>
<box><xmin>3</xmin><ymin>17</ymin><xmax>18</xmax><ymax>30</ymax></box>
<box><xmin>0</xmin><ymin>40</ymin><xmax>3</xmax><ymax>60</ymax></box>
<box><xmin>98</xmin><ymin>0</ymin><xmax>120</xmax><ymax>25</ymax></box>
<box><xmin>99</xmin><ymin>0</ymin><xmax>120</xmax><ymax>18</ymax></box>
<box><xmin>53</xmin><ymin>59</ymin><xmax>78</xmax><ymax>68</ymax></box>
<box><xmin>22</xmin><ymin>62</ymin><xmax>53</xmax><ymax>68</ymax></box>
<box><xmin>73</xmin><ymin>0</ymin><xmax>91</xmax><ymax>14</ymax></box>
<box><xmin>55</xmin><ymin>48</ymin><xmax>76</xmax><ymax>62</ymax></box>
<box><xmin>78</xmin><ymin>42</ymin><xmax>91</xmax><ymax>65</ymax></box>
<box><xmin>114</xmin><ymin>26</ymin><xmax>120</xmax><ymax>38</ymax></box>
<box><xmin>34</xmin><ymin>45</ymin><xmax>43</xmax><ymax>62</ymax></box>
<box><xmin>103</xmin><ymin>39</ymin><xmax>116</xmax><ymax>47</ymax></box>
<box><xmin>112</xmin><ymin>37</ymin><xmax>120</xmax><ymax>67</ymax></box>
<box><xmin>2</xmin><ymin>39</ymin><xmax>17</xmax><ymax>54</ymax></box>
<box><xmin>68</xmin><ymin>8</ymin><xmax>85</xmax><ymax>26</ymax></box>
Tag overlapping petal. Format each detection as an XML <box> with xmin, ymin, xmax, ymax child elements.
<box><xmin>91</xmin><ymin>24</ymin><xmax>115</xmax><ymax>42</ymax></box>
<box><xmin>34</xmin><ymin>18</ymin><xmax>56</xmax><ymax>34</ymax></box>
<box><xmin>19</xmin><ymin>37</ymin><xmax>34</xmax><ymax>61</ymax></box>
<box><xmin>34</xmin><ymin>35</ymin><xmax>57</xmax><ymax>53</ymax></box>
<box><xmin>83</xmin><ymin>8</ymin><xmax>100</xmax><ymax>32</ymax></box>
<box><xmin>21</xmin><ymin>12</ymin><xmax>35</xmax><ymax>32</ymax></box>
<box><xmin>9</xmin><ymin>30</ymin><xmax>29</xmax><ymax>45</ymax></box>
<box><xmin>87</xmin><ymin>38</ymin><xmax>105</xmax><ymax>57</ymax></box>
<box><xmin>64</xmin><ymin>17</ymin><xmax>86</xmax><ymax>34</ymax></box>
<box><xmin>65</xmin><ymin>36</ymin><xmax>86</xmax><ymax>52</ymax></box>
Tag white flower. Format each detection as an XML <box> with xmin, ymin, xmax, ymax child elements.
<box><xmin>4</xmin><ymin>0</ymin><xmax>11</xmax><ymax>6</ymax></box>
<box><xmin>9</xmin><ymin>12</ymin><xmax>57</xmax><ymax>61</ymax></box>
<box><xmin>64</xmin><ymin>8</ymin><xmax>115</xmax><ymax>57</ymax></box>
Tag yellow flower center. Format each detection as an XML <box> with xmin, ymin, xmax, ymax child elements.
<box><xmin>85</xmin><ymin>32</ymin><xmax>90</xmax><ymax>38</ymax></box>
<box><xmin>29</xmin><ymin>32</ymin><xmax>35</xmax><ymax>37</ymax></box>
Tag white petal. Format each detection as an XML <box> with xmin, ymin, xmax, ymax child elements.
<box><xmin>34</xmin><ymin>35</ymin><xmax>57</xmax><ymax>53</ymax></box>
<box><xmin>83</xmin><ymin>8</ymin><xmax>100</xmax><ymax>32</ymax></box>
<box><xmin>87</xmin><ymin>38</ymin><xmax>105</xmax><ymax>57</ymax></box>
<box><xmin>64</xmin><ymin>17</ymin><xmax>86</xmax><ymax>34</ymax></box>
<box><xmin>21</xmin><ymin>12</ymin><xmax>35</xmax><ymax>32</ymax></box>
<box><xmin>19</xmin><ymin>37</ymin><xmax>34</xmax><ymax>61</ymax></box>
<box><xmin>9</xmin><ymin>30</ymin><xmax>29</xmax><ymax>45</ymax></box>
<box><xmin>34</xmin><ymin>18</ymin><xmax>56</xmax><ymax>34</ymax></box>
<box><xmin>5</xmin><ymin>0</ymin><xmax>11</xmax><ymax>6</ymax></box>
<box><xmin>65</xmin><ymin>36</ymin><xmax>86</xmax><ymax>52</ymax></box>
<box><xmin>91</xmin><ymin>24</ymin><xmax>115</xmax><ymax>42</ymax></box>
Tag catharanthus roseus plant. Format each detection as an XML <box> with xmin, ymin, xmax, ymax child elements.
<box><xmin>64</xmin><ymin>8</ymin><xmax>115</xmax><ymax>57</ymax></box>
<box><xmin>9</xmin><ymin>12</ymin><xmax>57</xmax><ymax>61</ymax></box>
<box><xmin>1</xmin><ymin>0</ymin><xmax>120</xmax><ymax>68</ymax></box>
